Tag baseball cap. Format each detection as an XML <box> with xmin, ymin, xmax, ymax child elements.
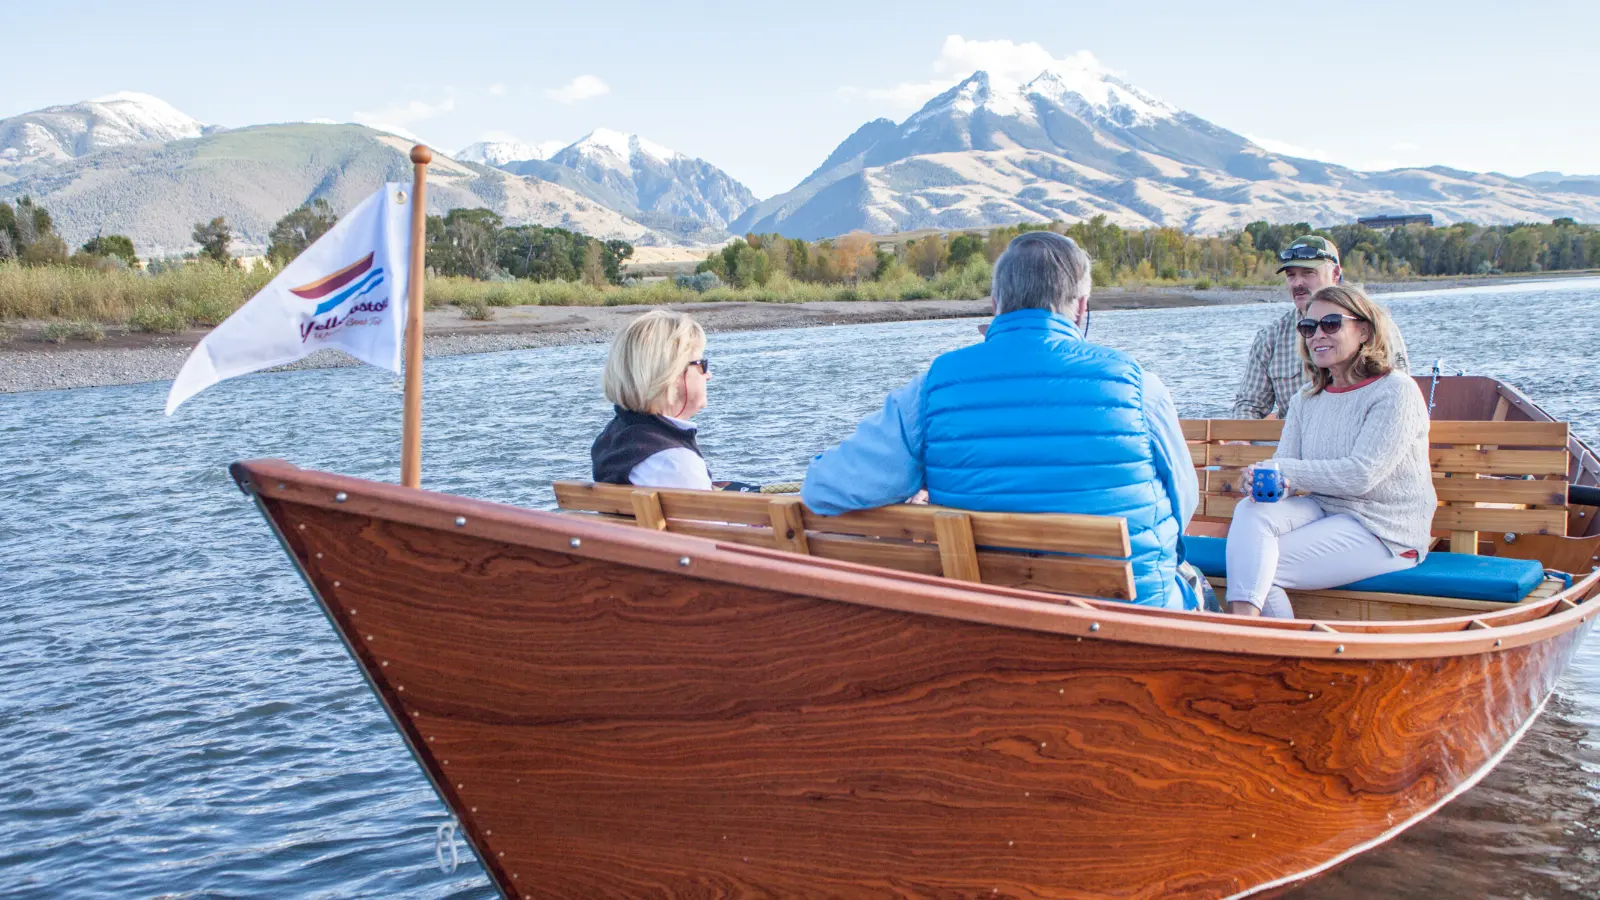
<box><xmin>1275</xmin><ymin>235</ymin><xmax>1341</xmax><ymax>274</ymax></box>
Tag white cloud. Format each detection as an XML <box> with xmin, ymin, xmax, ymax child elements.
<box><xmin>1243</xmin><ymin>133</ymin><xmax>1330</xmax><ymax>162</ymax></box>
<box><xmin>1391</xmin><ymin>140</ymin><xmax>1421</xmax><ymax>152</ymax></box>
<box><xmin>488</xmin><ymin>82</ymin><xmax>507</xmax><ymax>97</ymax></box>
<box><xmin>544</xmin><ymin>74</ymin><xmax>609</xmax><ymax>105</ymax></box>
<box><xmin>352</xmin><ymin>94</ymin><xmax>455</xmax><ymax>140</ymax></box>
<box><xmin>837</xmin><ymin>35</ymin><xmax>1118</xmax><ymax>113</ymax></box>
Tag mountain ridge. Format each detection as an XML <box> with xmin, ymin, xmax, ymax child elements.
<box><xmin>732</xmin><ymin>66</ymin><xmax>1600</xmax><ymax>238</ymax></box>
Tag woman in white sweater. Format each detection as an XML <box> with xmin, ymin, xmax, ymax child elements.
<box><xmin>1225</xmin><ymin>285</ymin><xmax>1436</xmax><ymax>617</ymax></box>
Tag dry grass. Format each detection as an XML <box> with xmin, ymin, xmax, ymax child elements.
<box><xmin>0</xmin><ymin>259</ymin><xmax>1000</xmax><ymax>326</ymax></box>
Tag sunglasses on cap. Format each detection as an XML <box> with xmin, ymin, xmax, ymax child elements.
<box><xmin>1296</xmin><ymin>314</ymin><xmax>1365</xmax><ymax>339</ymax></box>
<box><xmin>686</xmin><ymin>357</ymin><xmax>709</xmax><ymax>375</ymax></box>
<box><xmin>1279</xmin><ymin>244</ymin><xmax>1338</xmax><ymax>263</ymax></box>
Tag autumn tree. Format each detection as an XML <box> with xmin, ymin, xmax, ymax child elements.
<box><xmin>909</xmin><ymin>233</ymin><xmax>947</xmax><ymax>278</ymax></box>
<box><xmin>833</xmin><ymin>232</ymin><xmax>878</xmax><ymax>284</ymax></box>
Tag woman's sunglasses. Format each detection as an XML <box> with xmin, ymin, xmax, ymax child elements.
<box><xmin>687</xmin><ymin>358</ymin><xmax>709</xmax><ymax>375</ymax></box>
<box><xmin>1296</xmin><ymin>314</ymin><xmax>1365</xmax><ymax>339</ymax></box>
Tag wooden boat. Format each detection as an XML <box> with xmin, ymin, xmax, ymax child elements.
<box><xmin>233</xmin><ymin>375</ymin><xmax>1598</xmax><ymax>899</ymax></box>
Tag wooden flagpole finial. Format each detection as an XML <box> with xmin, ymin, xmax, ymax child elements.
<box><xmin>400</xmin><ymin>144</ymin><xmax>431</xmax><ymax>489</ymax></box>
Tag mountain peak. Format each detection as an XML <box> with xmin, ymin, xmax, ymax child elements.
<box><xmin>575</xmin><ymin>128</ymin><xmax>680</xmax><ymax>163</ymax></box>
<box><xmin>455</xmin><ymin>138</ymin><xmax>564</xmax><ymax>166</ymax></box>
<box><xmin>0</xmin><ymin>91</ymin><xmax>205</xmax><ymax>167</ymax></box>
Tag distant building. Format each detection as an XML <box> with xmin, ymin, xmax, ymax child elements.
<box><xmin>1357</xmin><ymin>214</ymin><xmax>1435</xmax><ymax>228</ymax></box>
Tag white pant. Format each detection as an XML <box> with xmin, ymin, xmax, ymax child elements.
<box><xmin>1225</xmin><ymin>497</ymin><xmax>1416</xmax><ymax>618</ymax></box>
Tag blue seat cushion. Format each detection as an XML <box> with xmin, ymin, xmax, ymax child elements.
<box><xmin>1182</xmin><ymin>535</ymin><xmax>1546</xmax><ymax>603</ymax></box>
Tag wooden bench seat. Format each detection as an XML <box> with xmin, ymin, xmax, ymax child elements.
<box><xmin>553</xmin><ymin>482</ymin><xmax>1138</xmax><ymax>603</ymax></box>
<box><xmin>1182</xmin><ymin>418</ymin><xmax>1572</xmax><ymax>554</ymax></box>
<box><xmin>1180</xmin><ymin>417</ymin><xmax>1580</xmax><ymax>615</ymax></box>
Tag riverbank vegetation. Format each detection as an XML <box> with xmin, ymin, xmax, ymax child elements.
<box><xmin>2</xmin><ymin>193</ymin><xmax>1596</xmax><ymax>330</ymax></box>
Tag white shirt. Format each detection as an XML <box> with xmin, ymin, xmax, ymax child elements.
<box><xmin>627</xmin><ymin>415</ymin><xmax>712</xmax><ymax>490</ymax></box>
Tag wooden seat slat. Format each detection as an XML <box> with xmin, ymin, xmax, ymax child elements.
<box><xmin>1427</xmin><ymin>448</ymin><xmax>1569</xmax><ymax>476</ymax></box>
<box><xmin>1431</xmin><ymin>478</ymin><xmax>1567</xmax><ymax>507</ymax></box>
<box><xmin>1209</xmin><ymin>420</ymin><xmax>1284</xmax><ymax>441</ymax></box>
<box><xmin>1428</xmin><ymin>421</ymin><xmax>1567</xmax><ymax>446</ymax></box>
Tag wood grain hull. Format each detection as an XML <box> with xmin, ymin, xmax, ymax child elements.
<box><xmin>233</xmin><ymin>460</ymin><xmax>1599</xmax><ymax>900</ymax></box>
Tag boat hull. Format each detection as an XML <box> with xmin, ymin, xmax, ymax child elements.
<box><xmin>238</xmin><ymin>461</ymin><xmax>1598</xmax><ymax>899</ymax></box>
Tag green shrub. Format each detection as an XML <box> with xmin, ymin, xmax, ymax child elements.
<box><xmin>1193</xmin><ymin>278</ymin><xmax>1212</xmax><ymax>291</ymax></box>
<box><xmin>1224</xmin><ymin>278</ymin><xmax>1247</xmax><ymax>290</ymax></box>
<box><xmin>460</xmin><ymin>300</ymin><xmax>495</xmax><ymax>321</ymax></box>
<box><xmin>129</xmin><ymin>306</ymin><xmax>187</xmax><ymax>333</ymax></box>
<box><xmin>42</xmin><ymin>320</ymin><xmax>105</xmax><ymax>343</ymax></box>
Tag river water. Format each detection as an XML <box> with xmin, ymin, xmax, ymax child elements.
<box><xmin>1</xmin><ymin>278</ymin><xmax>1596</xmax><ymax>899</ymax></box>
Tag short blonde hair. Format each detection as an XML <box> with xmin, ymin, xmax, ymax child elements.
<box><xmin>1297</xmin><ymin>284</ymin><xmax>1395</xmax><ymax>396</ymax></box>
<box><xmin>603</xmin><ymin>310</ymin><xmax>706</xmax><ymax>414</ymax></box>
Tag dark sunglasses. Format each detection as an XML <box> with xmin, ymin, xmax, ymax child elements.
<box><xmin>1296</xmin><ymin>314</ymin><xmax>1365</xmax><ymax>338</ymax></box>
<box><xmin>686</xmin><ymin>358</ymin><xmax>709</xmax><ymax>375</ymax></box>
<box><xmin>1279</xmin><ymin>244</ymin><xmax>1338</xmax><ymax>263</ymax></box>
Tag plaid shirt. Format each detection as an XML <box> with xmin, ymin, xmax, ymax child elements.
<box><xmin>1230</xmin><ymin>308</ymin><xmax>1410</xmax><ymax>419</ymax></box>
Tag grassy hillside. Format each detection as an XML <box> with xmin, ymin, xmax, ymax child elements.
<box><xmin>0</xmin><ymin>124</ymin><xmax>654</xmax><ymax>258</ymax></box>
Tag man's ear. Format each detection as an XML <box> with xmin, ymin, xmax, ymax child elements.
<box><xmin>1074</xmin><ymin>292</ymin><xmax>1090</xmax><ymax>323</ymax></box>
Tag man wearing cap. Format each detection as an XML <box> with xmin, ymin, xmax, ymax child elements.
<box><xmin>1229</xmin><ymin>236</ymin><xmax>1409</xmax><ymax>419</ymax></box>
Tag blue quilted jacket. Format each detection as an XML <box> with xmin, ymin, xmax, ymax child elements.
<box><xmin>921</xmin><ymin>309</ymin><xmax>1184</xmax><ymax>605</ymax></box>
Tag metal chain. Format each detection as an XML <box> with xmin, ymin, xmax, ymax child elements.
<box><xmin>435</xmin><ymin>820</ymin><xmax>461</xmax><ymax>874</ymax></box>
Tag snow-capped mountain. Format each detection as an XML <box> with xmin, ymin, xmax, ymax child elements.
<box><xmin>542</xmin><ymin>129</ymin><xmax>757</xmax><ymax>231</ymax></box>
<box><xmin>735</xmin><ymin>67</ymin><xmax>1600</xmax><ymax>238</ymax></box>
<box><xmin>0</xmin><ymin>92</ymin><xmax>210</xmax><ymax>168</ymax></box>
<box><xmin>455</xmin><ymin>138</ymin><xmax>565</xmax><ymax>167</ymax></box>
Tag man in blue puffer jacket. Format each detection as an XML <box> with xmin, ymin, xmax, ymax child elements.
<box><xmin>801</xmin><ymin>231</ymin><xmax>1199</xmax><ymax>609</ymax></box>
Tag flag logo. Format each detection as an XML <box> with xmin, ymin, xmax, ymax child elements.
<box><xmin>289</xmin><ymin>253</ymin><xmax>387</xmax><ymax>316</ymax></box>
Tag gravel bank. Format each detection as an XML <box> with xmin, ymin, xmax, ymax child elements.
<box><xmin>2</xmin><ymin>292</ymin><xmax>1261</xmax><ymax>394</ymax></box>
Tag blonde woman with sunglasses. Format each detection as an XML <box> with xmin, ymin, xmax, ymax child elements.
<box><xmin>591</xmin><ymin>310</ymin><xmax>715</xmax><ymax>489</ymax></box>
<box><xmin>1224</xmin><ymin>285</ymin><xmax>1436</xmax><ymax>618</ymax></box>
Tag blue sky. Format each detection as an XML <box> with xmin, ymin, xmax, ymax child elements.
<box><xmin>5</xmin><ymin>0</ymin><xmax>1596</xmax><ymax>197</ymax></box>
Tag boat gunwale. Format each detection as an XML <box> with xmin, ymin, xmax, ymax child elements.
<box><xmin>233</xmin><ymin>458</ymin><xmax>1600</xmax><ymax>662</ymax></box>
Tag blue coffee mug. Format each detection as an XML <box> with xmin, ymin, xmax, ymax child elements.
<box><xmin>1252</xmin><ymin>465</ymin><xmax>1285</xmax><ymax>503</ymax></box>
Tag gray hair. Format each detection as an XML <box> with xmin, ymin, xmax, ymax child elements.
<box><xmin>992</xmin><ymin>231</ymin><xmax>1092</xmax><ymax>315</ymax></box>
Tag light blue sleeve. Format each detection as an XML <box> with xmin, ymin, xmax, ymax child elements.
<box><xmin>800</xmin><ymin>374</ymin><xmax>927</xmax><ymax>515</ymax></box>
<box><xmin>1143</xmin><ymin>372</ymin><xmax>1197</xmax><ymax>529</ymax></box>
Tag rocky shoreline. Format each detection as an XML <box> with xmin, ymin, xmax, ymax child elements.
<box><xmin>0</xmin><ymin>273</ymin><xmax>1582</xmax><ymax>394</ymax></box>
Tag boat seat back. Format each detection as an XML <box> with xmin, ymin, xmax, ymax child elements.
<box><xmin>551</xmin><ymin>482</ymin><xmax>1137</xmax><ymax>603</ymax></box>
<box><xmin>1181</xmin><ymin>418</ymin><xmax>1570</xmax><ymax>557</ymax></box>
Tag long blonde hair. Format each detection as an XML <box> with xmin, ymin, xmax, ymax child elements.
<box><xmin>603</xmin><ymin>310</ymin><xmax>705</xmax><ymax>415</ymax></box>
<box><xmin>1298</xmin><ymin>284</ymin><xmax>1395</xmax><ymax>396</ymax></box>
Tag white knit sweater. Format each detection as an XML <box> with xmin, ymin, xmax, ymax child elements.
<box><xmin>1272</xmin><ymin>372</ymin><xmax>1437</xmax><ymax>557</ymax></box>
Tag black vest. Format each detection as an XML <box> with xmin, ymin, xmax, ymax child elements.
<box><xmin>591</xmin><ymin>406</ymin><xmax>705</xmax><ymax>485</ymax></box>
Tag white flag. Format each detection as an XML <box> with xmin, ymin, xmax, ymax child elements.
<box><xmin>165</xmin><ymin>183</ymin><xmax>414</xmax><ymax>414</ymax></box>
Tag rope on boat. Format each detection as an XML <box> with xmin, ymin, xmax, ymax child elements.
<box><xmin>435</xmin><ymin>820</ymin><xmax>461</xmax><ymax>874</ymax></box>
<box><xmin>760</xmin><ymin>482</ymin><xmax>802</xmax><ymax>494</ymax></box>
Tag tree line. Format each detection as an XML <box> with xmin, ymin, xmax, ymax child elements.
<box><xmin>423</xmin><ymin>208</ymin><xmax>633</xmax><ymax>285</ymax></box>
<box><xmin>4</xmin><ymin>191</ymin><xmax>1594</xmax><ymax>287</ymax></box>
<box><xmin>701</xmin><ymin>215</ymin><xmax>1600</xmax><ymax>289</ymax></box>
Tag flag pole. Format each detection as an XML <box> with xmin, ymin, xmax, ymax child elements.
<box><xmin>400</xmin><ymin>145</ymin><xmax>432</xmax><ymax>489</ymax></box>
